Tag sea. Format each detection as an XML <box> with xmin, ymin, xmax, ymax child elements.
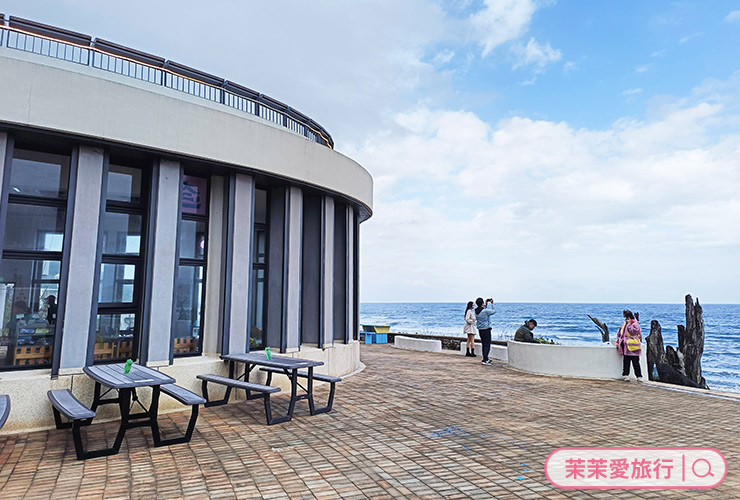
<box><xmin>359</xmin><ymin>302</ymin><xmax>740</xmax><ymax>394</ymax></box>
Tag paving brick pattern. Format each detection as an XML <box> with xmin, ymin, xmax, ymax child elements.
<box><xmin>0</xmin><ymin>345</ymin><xmax>738</xmax><ymax>499</ymax></box>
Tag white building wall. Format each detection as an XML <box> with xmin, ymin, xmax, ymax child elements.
<box><xmin>227</xmin><ymin>173</ymin><xmax>253</xmax><ymax>354</ymax></box>
<box><xmin>203</xmin><ymin>176</ymin><xmax>224</xmax><ymax>355</ymax></box>
<box><xmin>322</xmin><ymin>197</ymin><xmax>335</xmax><ymax>347</ymax></box>
<box><xmin>285</xmin><ymin>187</ymin><xmax>303</xmax><ymax>350</ymax></box>
<box><xmin>59</xmin><ymin>146</ymin><xmax>104</xmax><ymax>370</ymax></box>
<box><xmin>146</xmin><ymin>160</ymin><xmax>181</xmax><ymax>364</ymax></box>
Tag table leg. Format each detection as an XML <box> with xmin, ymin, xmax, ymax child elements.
<box><xmin>91</xmin><ymin>382</ymin><xmax>102</xmax><ymax>412</ymax></box>
<box><xmin>112</xmin><ymin>388</ymin><xmax>131</xmax><ymax>453</ymax></box>
<box><xmin>286</xmin><ymin>369</ymin><xmax>298</xmax><ymax>420</ymax></box>
<box><xmin>307</xmin><ymin>367</ymin><xmax>316</xmax><ymax>415</ymax></box>
<box><xmin>150</xmin><ymin>385</ymin><xmax>162</xmax><ymax>446</ymax></box>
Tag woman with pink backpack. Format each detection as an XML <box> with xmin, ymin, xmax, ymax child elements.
<box><xmin>616</xmin><ymin>309</ymin><xmax>643</xmax><ymax>381</ymax></box>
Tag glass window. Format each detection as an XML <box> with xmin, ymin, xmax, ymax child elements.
<box><xmin>107</xmin><ymin>164</ymin><xmax>142</xmax><ymax>203</ymax></box>
<box><xmin>181</xmin><ymin>176</ymin><xmax>207</xmax><ymax>215</ymax></box>
<box><xmin>254</xmin><ymin>189</ymin><xmax>267</xmax><ymax>224</ymax></box>
<box><xmin>254</xmin><ymin>229</ymin><xmax>267</xmax><ymax>264</ymax></box>
<box><xmin>0</xmin><ymin>258</ymin><xmax>59</xmax><ymax>368</ymax></box>
<box><xmin>179</xmin><ymin>220</ymin><xmax>207</xmax><ymax>259</ymax></box>
<box><xmin>94</xmin><ymin>313</ymin><xmax>136</xmax><ymax>361</ymax></box>
<box><xmin>96</xmin><ymin>163</ymin><xmax>146</xmax><ymax>364</ymax></box>
<box><xmin>10</xmin><ymin>149</ymin><xmax>69</xmax><ymax>199</ymax></box>
<box><xmin>3</xmin><ymin>204</ymin><xmax>66</xmax><ymax>252</ymax></box>
<box><xmin>98</xmin><ymin>264</ymin><xmax>136</xmax><ymax>303</ymax></box>
<box><xmin>249</xmin><ymin>268</ymin><xmax>265</xmax><ymax>350</ymax></box>
<box><xmin>102</xmin><ymin>212</ymin><xmax>142</xmax><ymax>255</ymax></box>
<box><xmin>173</xmin><ymin>265</ymin><xmax>203</xmax><ymax>355</ymax></box>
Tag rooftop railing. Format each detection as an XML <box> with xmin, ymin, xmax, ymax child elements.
<box><xmin>0</xmin><ymin>15</ymin><xmax>334</xmax><ymax>149</ymax></box>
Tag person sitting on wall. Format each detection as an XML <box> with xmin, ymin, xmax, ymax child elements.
<box><xmin>514</xmin><ymin>319</ymin><xmax>538</xmax><ymax>343</ymax></box>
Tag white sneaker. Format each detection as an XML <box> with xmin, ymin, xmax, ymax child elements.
<box><xmin>622</xmin><ymin>376</ymin><xmax>630</xmax><ymax>381</ymax></box>
<box><xmin>636</xmin><ymin>377</ymin><xmax>644</xmax><ymax>382</ymax></box>
<box><xmin>481</xmin><ymin>359</ymin><xmax>492</xmax><ymax>365</ymax></box>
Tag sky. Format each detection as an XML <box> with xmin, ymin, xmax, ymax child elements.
<box><xmin>2</xmin><ymin>1</ymin><xmax>739</xmax><ymax>304</ymax></box>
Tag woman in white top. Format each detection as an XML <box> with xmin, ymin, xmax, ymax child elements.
<box><xmin>464</xmin><ymin>301</ymin><xmax>477</xmax><ymax>357</ymax></box>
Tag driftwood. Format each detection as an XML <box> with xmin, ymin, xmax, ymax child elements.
<box><xmin>587</xmin><ymin>315</ymin><xmax>609</xmax><ymax>343</ymax></box>
<box><xmin>645</xmin><ymin>294</ymin><xmax>708</xmax><ymax>389</ymax></box>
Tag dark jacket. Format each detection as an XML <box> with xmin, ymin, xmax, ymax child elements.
<box><xmin>514</xmin><ymin>324</ymin><xmax>535</xmax><ymax>343</ymax></box>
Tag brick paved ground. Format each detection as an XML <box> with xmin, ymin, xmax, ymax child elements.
<box><xmin>0</xmin><ymin>345</ymin><xmax>738</xmax><ymax>499</ymax></box>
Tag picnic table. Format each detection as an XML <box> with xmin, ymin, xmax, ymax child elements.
<box><xmin>83</xmin><ymin>363</ymin><xmax>176</xmax><ymax>455</ymax></box>
<box><xmin>49</xmin><ymin>362</ymin><xmax>205</xmax><ymax>459</ymax></box>
<box><xmin>220</xmin><ymin>352</ymin><xmax>323</xmax><ymax>424</ymax></box>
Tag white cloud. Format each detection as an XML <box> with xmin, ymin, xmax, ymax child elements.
<box><xmin>679</xmin><ymin>32</ymin><xmax>703</xmax><ymax>44</ymax></box>
<box><xmin>622</xmin><ymin>88</ymin><xmax>643</xmax><ymax>96</ymax></box>
<box><xmin>511</xmin><ymin>37</ymin><xmax>562</xmax><ymax>70</ymax></box>
<box><xmin>432</xmin><ymin>49</ymin><xmax>455</xmax><ymax>65</ymax></box>
<box><xmin>724</xmin><ymin>10</ymin><xmax>740</xmax><ymax>23</ymax></box>
<box><xmin>636</xmin><ymin>65</ymin><xmax>650</xmax><ymax>73</ymax></box>
<box><xmin>356</xmin><ymin>78</ymin><xmax>740</xmax><ymax>302</ymax></box>
<box><xmin>469</xmin><ymin>0</ymin><xmax>538</xmax><ymax>56</ymax></box>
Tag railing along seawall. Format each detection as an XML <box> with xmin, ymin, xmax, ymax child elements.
<box><xmin>0</xmin><ymin>15</ymin><xmax>334</xmax><ymax>149</ymax></box>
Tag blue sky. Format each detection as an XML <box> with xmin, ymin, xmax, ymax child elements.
<box><xmin>2</xmin><ymin>1</ymin><xmax>739</xmax><ymax>303</ymax></box>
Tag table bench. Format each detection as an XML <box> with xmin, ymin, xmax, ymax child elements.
<box><xmin>48</xmin><ymin>389</ymin><xmax>110</xmax><ymax>460</ymax></box>
<box><xmin>259</xmin><ymin>367</ymin><xmax>341</xmax><ymax>415</ymax></box>
<box><xmin>196</xmin><ymin>374</ymin><xmax>283</xmax><ymax>425</ymax></box>
<box><xmin>0</xmin><ymin>395</ymin><xmax>10</xmax><ymax>430</ymax></box>
<box><xmin>159</xmin><ymin>384</ymin><xmax>206</xmax><ymax>445</ymax></box>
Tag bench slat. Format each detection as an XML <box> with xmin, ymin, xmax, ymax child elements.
<box><xmin>47</xmin><ymin>390</ymin><xmax>95</xmax><ymax>420</ymax></box>
<box><xmin>259</xmin><ymin>367</ymin><xmax>342</xmax><ymax>383</ymax></box>
<box><xmin>197</xmin><ymin>374</ymin><xmax>280</xmax><ymax>394</ymax></box>
<box><xmin>0</xmin><ymin>395</ymin><xmax>9</xmax><ymax>429</ymax></box>
<box><xmin>160</xmin><ymin>384</ymin><xmax>206</xmax><ymax>406</ymax></box>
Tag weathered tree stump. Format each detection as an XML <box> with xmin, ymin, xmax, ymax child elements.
<box><xmin>587</xmin><ymin>315</ymin><xmax>609</xmax><ymax>343</ymax></box>
<box><xmin>645</xmin><ymin>294</ymin><xmax>708</xmax><ymax>390</ymax></box>
<box><xmin>679</xmin><ymin>295</ymin><xmax>707</xmax><ymax>388</ymax></box>
<box><xmin>645</xmin><ymin>320</ymin><xmax>666</xmax><ymax>380</ymax></box>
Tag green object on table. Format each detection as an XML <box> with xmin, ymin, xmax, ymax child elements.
<box><xmin>124</xmin><ymin>359</ymin><xmax>133</xmax><ymax>374</ymax></box>
<box><xmin>265</xmin><ymin>346</ymin><xmax>272</xmax><ymax>360</ymax></box>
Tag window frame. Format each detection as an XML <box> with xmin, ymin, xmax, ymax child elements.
<box><xmin>0</xmin><ymin>140</ymin><xmax>74</xmax><ymax>373</ymax></box>
<box><xmin>92</xmin><ymin>158</ymin><xmax>149</xmax><ymax>364</ymax></box>
<box><xmin>172</xmin><ymin>172</ymin><xmax>209</xmax><ymax>358</ymax></box>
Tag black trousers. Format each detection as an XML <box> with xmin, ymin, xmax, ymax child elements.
<box><xmin>622</xmin><ymin>355</ymin><xmax>642</xmax><ymax>377</ymax></box>
<box><xmin>479</xmin><ymin>328</ymin><xmax>492</xmax><ymax>361</ymax></box>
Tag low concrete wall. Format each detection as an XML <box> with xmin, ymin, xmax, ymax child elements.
<box><xmin>0</xmin><ymin>341</ymin><xmax>360</xmax><ymax>434</ymax></box>
<box><xmin>507</xmin><ymin>341</ymin><xmax>648</xmax><ymax>380</ymax></box>
<box><xmin>393</xmin><ymin>336</ymin><xmax>442</xmax><ymax>353</ymax></box>
<box><xmin>460</xmin><ymin>343</ymin><xmax>508</xmax><ymax>362</ymax></box>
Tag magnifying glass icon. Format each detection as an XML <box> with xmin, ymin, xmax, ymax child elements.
<box><xmin>692</xmin><ymin>458</ymin><xmax>714</xmax><ymax>478</ymax></box>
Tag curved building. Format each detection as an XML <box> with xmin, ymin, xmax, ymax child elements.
<box><xmin>0</xmin><ymin>16</ymin><xmax>372</xmax><ymax>431</ymax></box>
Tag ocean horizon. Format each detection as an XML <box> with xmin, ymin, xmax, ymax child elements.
<box><xmin>360</xmin><ymin>301</ymin><xmax>740</xmax><ymax>393</ymax></box>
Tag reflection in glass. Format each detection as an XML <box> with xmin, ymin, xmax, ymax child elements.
<box><xmin>254</xmin><ymin>189</ymin><xmax>267</xmax><ymax>224</ymax></box>
<box><xmin>95</xmin><ymin>313</ymin><xmax>136</xmax><ymax>361</ymax></box>
<box><xmin>173</xmin><ymin>265</ymin><xmax>203</xmax><ymax>355</ymax></box>
<box><xmin>102</xmin><ymin>212</ymin><xmax>142</xmax><ymax>255</ymax></box>
<box><xmin>254</xmin><ymin>229</ymin><xmax>267</xmax><ymax>264</ymax></box>
<box><xmin>99</xmin><ymin>264</ymin><xmax>136</xmax><ymax>303</ymax></box>
<box><xmin>4</xmin><ymin>204</ymin><xmax>65</xmax><ymax>252</ymax></box>
<box><xmin>181</xmin><ymin>176</ymin><xmax>207</xmax><ymax>215</ymax></box>
<box><xmin>0</xmin><ymin>259</ymin><xmax>59</xmax><ymax>368</ymax></box>
<box><xmin>179</xmin><ymin>220</ymin><xmax>206</xmax><ymax>259</ymax></box>
<box><xmin>107</xmin><ymin>164</ymin><xmax>142</xmax><ymax>203</ymax></box>
<box><xmin>249</xmin><ymin>268</ymin><xmax>265</xmax><ymax>350</ymax></box>
<box><xmin>10</xmin><ymin>149</ymin><xmax>70</xmax><ymax>198</ymax></box>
